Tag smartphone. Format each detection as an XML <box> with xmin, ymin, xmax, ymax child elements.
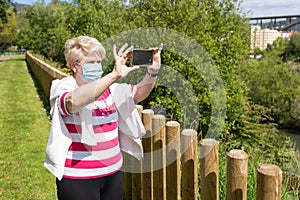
<box><xmin>132</xmin><ymin>49</ymin><xmax>153</xmax><ymax>66</ymax></box>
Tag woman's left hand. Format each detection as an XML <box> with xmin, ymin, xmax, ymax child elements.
<box><xmin>113</xmin><ymin>43</ymin><xmax>139</xmax><ymax>79</ymax></box>
<box><xmin>147</xmin><ymin>43</ymin><xmax>163</xmax><ymax>74</ymax></box>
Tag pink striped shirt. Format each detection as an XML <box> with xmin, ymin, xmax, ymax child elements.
<box><xmin>57</xmin><ymin>88</ymin><xmax>123</xmax><ymax>179</ymax></box>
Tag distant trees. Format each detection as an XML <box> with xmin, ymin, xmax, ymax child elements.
<box><xmin>17</xmin><ymin>1</ymin><xmax>71</xmax><ymax>61</ymax></box>
<box><xmin>0</xmin><ymin>0</ymin><xmax>17</xmax><ymax>50</ymax></box>
<box><xmin>286</xmin><ymin>32</ymin><xmax>300</xmax><ymax>61</ymax></box>
<box><xmin>0</xmin><ymin>0</ymin><xmax>9</xmax><ymax>24</ymax></box>
<box><xmin>240</xmin><ymin>37</ymin><xmax>300</xmax><ymax>128</ymax></box>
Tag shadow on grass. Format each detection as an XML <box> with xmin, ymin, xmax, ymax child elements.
<box><xmin>25</xmin><ymin>60</ymin><xmax>51</xmax><ymax>117</ymax></box>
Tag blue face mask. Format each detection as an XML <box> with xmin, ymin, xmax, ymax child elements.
<box><xmin>80</xmin><ymin>63</ymin><xmax>103</xmax><ymax>82</ymax></box>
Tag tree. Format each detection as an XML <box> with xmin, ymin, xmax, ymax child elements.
<box><xmin>265</xmin><ymin>37</ymin><xmax>286</xmax><ymax>57</ymax></box>
<box><xmin>0</xmin><ymin>6</ymin><xmax>17</xmax><ymax>50</ymax></box>
<box><xmin>125</xmin><ymin>0</ymin><xmax>252</xmax><ymax>137</ymax></box>
<box><xmin>240</xmin><ymin>37</ymin><xmax>300</xmax><ymax>128</ymax></box>
<box><xmin>286</xmin><ymin>32</ymin><xmax>300</xmax><ymax>61</ymax></box>
<box><xmin>17</xmin><ymin>1</ymin><xmax>72</xmax><ymax>61</ymax></box>
<box><xmin>0</xmin><ymin>0</ymin><xmax>9</xmax><ymax>24</ymax></box>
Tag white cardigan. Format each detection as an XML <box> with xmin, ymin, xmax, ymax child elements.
<box><xmin>44</xmin><ymin>77</ymin><xmax>146</xmax><ymax>180</ymax></box>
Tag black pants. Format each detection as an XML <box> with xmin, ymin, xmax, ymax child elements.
<box><xmin>56</xmin><ymin>171</ymin><xmax>124</xmax><ymax>200</ymax></box>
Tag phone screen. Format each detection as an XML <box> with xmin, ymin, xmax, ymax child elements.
<box><xmin>132</xmin><ymin>49</ymin><xmax>153</xmax><ymax>66</ymax></box>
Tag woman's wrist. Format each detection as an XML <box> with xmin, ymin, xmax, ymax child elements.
<box><xmin>147</xmin><ymin>66</ymin><xmax>160</xmax><ymax>75</ymax></box>
<box><xmin>109</xmin><ymin>70</ymin><xmax>121</xmax><ymax>82</ymax></box>
<box><xmin>146</xmin><ymin>71</ymin><xmax>159</xmax><ymax>77</ymax></box>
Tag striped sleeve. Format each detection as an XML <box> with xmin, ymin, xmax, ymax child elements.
<box><xmin>57</xmin><ymin>92</ymin><xmax>72</xmax><ymax>116</ymax></box>
<box><xmin>131</xmin><ymin>84</ymin><xmax>137</xmax><ymax>96</ymax></box>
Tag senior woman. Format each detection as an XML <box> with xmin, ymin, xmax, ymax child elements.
<box><xmin>44</xmin><ymin>36</ymin><xmax>163</xmax><ymax>200</ymax></box>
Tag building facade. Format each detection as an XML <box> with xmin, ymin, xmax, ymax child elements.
<box><xmin>250</xmin><ymin>25</ymin><xmax>283</xmax><ymax>52</ymax></box>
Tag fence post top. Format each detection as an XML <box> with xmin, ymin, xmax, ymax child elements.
<box><xmin>152</xmin><ymin>114</ymin><xmax>166</xmax><ymax>119</ymax></box>
<box><xmin>200</xmin><ymin>138</ymin><xmax>218</xmax><ymax>146</ymax></box>
<box><xmin>227</xmin><ymin>149</ymin><xmax>248</xmax><ymax>159</ymax></box>
<box><xmin>200</xmin><ymin>139</ymin><xmax>218</xmax><ymax>158</ymax></box>
<box><xmin>257</xmin><ymin>164</ymin><xmax>282</xmax><ymax>176</ymax></box>
<box><xmin>136</xmin><ymin>105</ymin><xmax>143</xmax><ymax>109</ymax></box>
<box><xmin>141</xmin><ymin>109</ymin><xmax>154</xmax><ymax>114</ymax></box>
<box><xmin>181</xmin><ymin>129</ymin><xmax>197</xmax><ymax>136</ymax></box>
<box><xmin>166</xmin><ymin>121</ymin><xmax>180</xmax><ymax>127</ymax></box>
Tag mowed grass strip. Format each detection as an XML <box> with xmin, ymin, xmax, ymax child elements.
<box><xmin>0</xmin><ymin>56</ymin><xmax>56</xmax><ymax>199</ymax></box>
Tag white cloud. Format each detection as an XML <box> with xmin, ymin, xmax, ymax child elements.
<box><xmin>240</xmin><ymin>0</ymin><xmax>300</xmax><ymax>17</ymax></box>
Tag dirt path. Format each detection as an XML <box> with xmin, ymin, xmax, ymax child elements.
<box><xmin>0</xmin><ymin>54</ymin><xmax>24</xmax><ymax>62</ymax></box>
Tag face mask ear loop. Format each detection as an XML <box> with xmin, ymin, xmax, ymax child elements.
<box><xmin>69</xmin><ymin>62</ymin><xmax>76</xmax><ymax>73</ymax></box>
<box><xmin>71</xmin><ymin>62</ymin><xmax>81</xmax><ymax>74</ymax></box>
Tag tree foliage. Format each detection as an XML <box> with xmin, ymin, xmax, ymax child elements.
<box><xmin>240</xmin><ymin>37</ymin><xmax>300</xmax><ymax>128</ymax></box>
<box><xmin>0</xmin><ymin>5</ymin><xmax>17</xmax><ymax>50</ymax></box>
<box><xmin>0</xmin><ymin>0</ymin><xmax>9</xmax><ymax>24</ymax></box>
<box><xmin>286</xmin><ymin>32</ymin><xmax>300</xmax><ymax>61</ymax></box>
<box><xmin>17</xmin><ymin>0</ymin><xmax>281</xmax><ymax>140</ymax></box>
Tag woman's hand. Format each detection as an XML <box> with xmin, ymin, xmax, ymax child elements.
<box><xmin>147</xmin><ymin>43</ymin><xmax>163</xmax><ymax>74</ymax></box>
<box><xmin>113</xmin><ymin>43</ymin><xmax>139</xmax><ymax>79</ymax></box>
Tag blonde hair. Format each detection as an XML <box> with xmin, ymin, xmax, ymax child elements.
<box><xmin>64</xmin><ymin>36</ymin><xmax>106</xmax><ymax>65</ymax></box>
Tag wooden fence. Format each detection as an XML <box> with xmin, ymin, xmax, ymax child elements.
<box><xmin>123</xmin><ymin>105</ymin><xmax>298</xmax><ymax>200</ymax></box>
<box><xmin>26</xmin><ymin>51</ymin><xmax>68</xmax><ymax>99</ymax></box>
<box><xmin>25</xmin><ymin>53</ymin><xmax>299</xmax><ymax>200</ymax></box>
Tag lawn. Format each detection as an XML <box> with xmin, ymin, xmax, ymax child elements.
<box><xmin>0</xmin><ymin>56</ymin><xmax>56</xmax><ymax>199</ymax></box>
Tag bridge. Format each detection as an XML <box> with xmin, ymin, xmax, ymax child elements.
<box><xmin>249</xmin><ymin>14</ymin><xmax>300</xmax><ymax>31</ymax></box>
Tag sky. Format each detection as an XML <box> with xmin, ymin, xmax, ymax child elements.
<box><xmin>240</xmin><ymin>0</ymin><xmax>300</xmax><ymax>18</ymax></box>
<box><xmin>11</xmin><ymin>0</ymin><xmax>300</xmax><ymax>18</ymax></box>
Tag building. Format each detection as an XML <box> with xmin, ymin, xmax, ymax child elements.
<box><xmin>281</xmin><ymin>31</ymin><xmax>293</xmax><ymax>39</ymax></box>
<box><xmin>14</xmin><ymin>3</ymin><xmax>30</xmax><ymax>12</ymax></box>
<box><xmin>250</xmin><ymin>25</ymin><xmax>282</xmax><ymax>52</ymax></box>
<box><xmin>8</xmin><ymin>2</ymin><xmax>30</xmax><ymax>13</ymax></box>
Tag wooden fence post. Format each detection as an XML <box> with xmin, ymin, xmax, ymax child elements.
<box><xmin>256</xmin><ymin>164</ymin><xmax>282</xmax><ymax>200</ymax></box>
<box><xmin>142</xmin><ymin>109</ymin><xmax>154</xmax><ymax>200</ymax></box>
<box><xmin>226</xmin><ymin>149</ymin><xmax>248</xmax><ymax>200</ymax></box>
<box><xmin>282</xmin><ymin>171</ymin><xmax>300</xmax><ymax>199</ymax></box>
<box><xmin>152</xmin><ymin>115</ymin><xmax>166</xmax><ymax>200</ymax></box>
<box><xmin>181</xmin><ymin>129</ymin><xmax>198</xmax><ymax>200</ymax></box>
<box><xmin>166</xmin><ymin>121</ymin><xmax>181</xmax><ymax>200</ymax></box>
<box><xmin>200</xmin><ymin>138</ymin><xmax>219</xmax><ymax>200</ymax></box>
<box><xmin>131</xmin><ymin>105</ymin><xmax>144</xmax><ymax>200</ymax></box>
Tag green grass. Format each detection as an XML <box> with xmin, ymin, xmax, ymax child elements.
<box><xmin>0</xmin><ymin>56</ymin><xmax>56</xmax><ymax>199</ymax></box>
